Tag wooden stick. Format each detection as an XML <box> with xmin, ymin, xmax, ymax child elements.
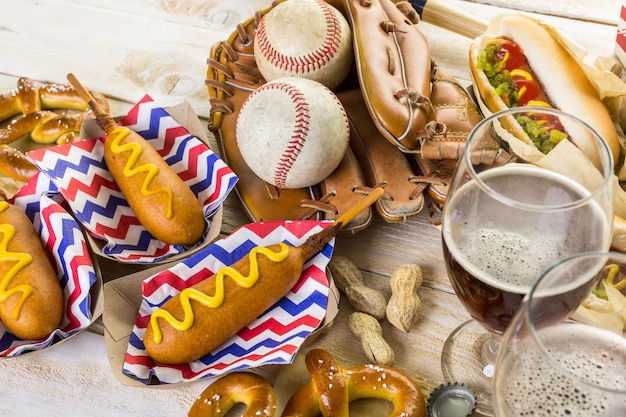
<box><xmin>67</xmin><ymin>73</ymin><xmax>117</xmax><ymax>133</ymax></box>
<box><xmin>303</xmin><ymin>186</ymin><xmax>384</xmax><ymax>250</ymax></box>
<box><xmin>66</xmin><ymin>73</ymin><xmax>109</xmax><ymax>119</ymax></box>
<box><xmin>334</xmin><ymin>187</ymin><xmax>384</xmax><ymax>229</ymax></box>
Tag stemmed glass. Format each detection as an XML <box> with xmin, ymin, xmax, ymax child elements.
<box><xmin>493</xmin><ymin>251</ymin><xmax>626</xmax><ymax>416</ymax></box>
<box><xmin>440</xmin><ymin>106</ymin><xmax>615</xmax><ymax>415</ymax></box>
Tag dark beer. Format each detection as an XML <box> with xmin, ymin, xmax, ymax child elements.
<box><xmin>442</xmin><ymin>165</ymin><xmax>611</xmax><ymax>334</ymax></box>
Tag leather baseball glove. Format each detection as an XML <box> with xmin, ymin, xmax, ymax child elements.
<box><xmin>207</xmin><ymin>0</ymin><xmax>375</xmax><ymax>233</ymax></box>
<box><xmin>206</xmin><ymin>0</ymin><xmax>496</xmax><ymax>228</ymax></box>
<box><xmin>346</xmin><ymin>0</ymin><xmax>503</xmax><ymax>207</ymax></box>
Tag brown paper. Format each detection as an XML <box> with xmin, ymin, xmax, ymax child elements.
<box><xmin>91</xmin><ymin>101</ymin><xmax>224</xmax><ymax>385</ymax></box>
<box><xmin>103</xmin><ymin>262</ymin><xmax>178</xmax><ymax>387</ymax></box>
<box><xmin>101</xmin><ymin>206</ymin><xmax>223</xmax><ymax>387</ymax></box>
<box><xmin>103</xmin><ymin>256</ymin><xmax>340</xmax><ymax>386</ymax></box>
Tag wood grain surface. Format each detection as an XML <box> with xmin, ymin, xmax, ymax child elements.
<box><xmin>0</xmin><ymin>0</ymin><xmax>622</xmax><ymax>415</ymax></box>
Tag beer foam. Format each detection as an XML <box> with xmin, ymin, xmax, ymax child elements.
<box><xmin>463</xmin><ymin>228</ymin><xmax>562</xmax><ymax>291</ymax></box>
<box><xmin>442</xmin><ymin>164</ymin><xmax>611</xmax><ymax>294</ymax></box>
<box><xmin>495</xmin><ymin>323</ymin><xmax>626</xmax><ymax>415</ymax></box>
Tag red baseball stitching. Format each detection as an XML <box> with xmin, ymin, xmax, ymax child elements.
<box><xmin>256</xmin><ymin>0</ymin><xmax>343</xmax><ymax>74</ymax></box>
<box><xmin>270</xmin><ymin>82</ymin><xmax>310</xmax><ymax>188</ymax></box>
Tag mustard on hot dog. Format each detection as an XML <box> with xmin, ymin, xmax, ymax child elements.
<box><xmin>66</xmin><ymin>73</ymin><xmax>206</xmax><ymax>246</ymax></box>
<box><xmin>0</xmin><ymin>200</ymin><xmax>64</xmax><ymax>340</ymax></box>
<box><xmin>143</xmin><ymin>224</ymin><xmax>339</xmax><ymax>365</ymax></box>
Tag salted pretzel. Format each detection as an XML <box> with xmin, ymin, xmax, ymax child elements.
<box><xmin>186</xmin><ymin>349</ymin><xmax>426</xmax><ymax>417</ymax></box>
<box><xmin>0</xmin><ymin>77</ymin><xmax>109</xmax><ymax>145</ymax></box>
<box><xmin>0</xmin><ymin>144</ymin><xmax>38</xmax><ymax>182</ymax></box>
<box><xmin>281</xmin><ymin>349</ymin><xmax>426</xmax><ymax>417</ymax></box>
<box><xmin>187</xmin><ymin>372</ymin><xmax>276</xmax><ymax>417</ymax></box>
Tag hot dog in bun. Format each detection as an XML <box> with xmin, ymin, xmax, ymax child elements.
<box><xmin>468</xmin><ymin>14</ymin><xmax>620</xmax><ymax>163</ymax></box>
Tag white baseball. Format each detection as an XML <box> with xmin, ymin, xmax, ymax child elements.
<box><xmin>254</xmin><ymin>0</ymin><xmax>353</xmax><ymax>89</ymax></box>
<box><xmin>236</xmin><ymin>77</ymin><xmax>350</xmax><ymax>189</ymax></box>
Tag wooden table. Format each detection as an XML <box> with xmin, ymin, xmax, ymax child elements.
<box><xmin>0</xmin><ymin>0</ymin><xmax>622</xmax><ymax>415</ymax></box>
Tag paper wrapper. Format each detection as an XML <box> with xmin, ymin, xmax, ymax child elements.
<box><xmin>27</xmin><ymin>95</ymin><xmax>238</xmax><ymax>263</ymax></box>
<box><xmin>480</xmin><ymin>15</ymin><xmax>626</xmax><ymax>219</ymax></box>
<box><xmin>0</xmin><ymin>172</ymin><xmax>101</xmax><ymax>356</ymax></box>
<box><xmin>121</xmin><ymin>220</ymin><xmax>336</xmax><ymax>385</ymax></box>
<box><xmin>573</xmin><ymin>272</ymin><xmax>626</xmax><ymax>334</ymax></box>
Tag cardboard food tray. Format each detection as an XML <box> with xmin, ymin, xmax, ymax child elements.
<box><xmin>103</xmin><ymin>220</ymin><xmax>341</xmax><ymax>387</ymax></box>
<box><xmin>80</xmin><ymin>100</ymin><xmax>222</xmax><ymax>264</ymax></box>
<box><xmin>0</xmin><ymin>173</ymin><xmax>103</xmax><ymax>357</ymax></box>
<box><xmin>27</xmin><ymin>96</ymin><xmax>238</xmax><ymax>264</ymax></box>
<box><xmin>0</xmin><ymin>97</ymin><xmax>233</xmax><ymax>356</ymax></box>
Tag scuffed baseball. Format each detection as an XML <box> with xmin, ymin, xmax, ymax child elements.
<box><xmin>236</xmin><ymin>77</ymin><xmax>350</xmax><ymax>189</ymax></box>
<box><xmin>254</xmin><ymin>0</ymin><xmax>353</xmax><ymax>89</ymax></box>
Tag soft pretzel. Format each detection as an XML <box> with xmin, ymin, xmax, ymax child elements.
<box><xmin>281</xmin><ymin>349</ymin><xmax>426</xmax><ymax>417</ymax></box>
<box><xmin>187</xmin><ymin>372</ymin><xmax>276</xmax><ymax>417</ymax></box>
<box><xmin>0</xmin><ymin>144</ymin><xmax>38</xmax><ymax>182</ymax></box>
<box><xmin>0</xmin><ymin>77</ymin><xmax>109</xmax><ymax>145</ymax></box>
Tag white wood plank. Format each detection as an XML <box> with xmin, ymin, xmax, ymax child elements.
<box><xmin>468</xmin><ymin>0</ymin><xmax>622</xmax><ymax>25</ymax></box>
<box><xmin>62</xmin><ymin>0</ymin><xmax>274</xmax><ymax>31</ymax></box>
<box><xmin>0</xmin><ymin>0</ymin><xmax>247</xmax><ymax>117</ymax></box>
<box><xmin>0</xmin><ymin>331</ymin><xmax>213</xmax><ymax>417</ymax></box>
<box><xmin>0</xmin><ymin>0</ymin><xmax>620</xmax><ymax>120</ymax></box>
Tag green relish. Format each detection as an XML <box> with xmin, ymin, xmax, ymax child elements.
<box><xmin>478</xmin><ymin>40</ymin><xmax>568</xmax><ymax>154</ymax></box>
<box><xmin>478</xmin><ymin>43</ymin><xmax>519</xmax><ymax>107</ymax></box>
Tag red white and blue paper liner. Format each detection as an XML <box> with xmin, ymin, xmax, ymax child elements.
<box><xmin>0</xmin><ymin>172</ymin><xmax>98</xmax><ymax>356</ymax></box>
<box><xmin>124</xmin><ymin>220</ymin><xmax>334</xmax><ymax>384</ymax></box>
<box><xmin>27</xmin><ymin>95</ymin><xmax>238</xmax><ymax>263</ymax></box>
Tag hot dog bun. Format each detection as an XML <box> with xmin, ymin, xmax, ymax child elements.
<box><xmin>0</xmin><ymin>200</ymin><xmax>64</xmax><ymax>340</ymax></box>
<box><xmin>611</xmin><ymin>214</ymin><xmax>626</xmax><ymax>253</ymax></box>
<box><xmin>468</xmin><ymin>14</ymin><xmax>620</xmax><ymax>163</ymax></box>
<box><xmin>144</xmin><ymin>224</ymin><xmax>339</xmax><ymax>365</ymax></box>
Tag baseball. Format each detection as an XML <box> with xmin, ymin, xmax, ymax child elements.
<box><xmin>236</xmin><ymin>77</ymin><xmax>350</xmax><ymax>189</ymax></box>
<box><xmin>254</xmin><ymin>0</ymin><xmax>353</xmax><ymax>89</ymax></box>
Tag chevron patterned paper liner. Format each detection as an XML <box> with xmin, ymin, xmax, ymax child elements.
<box><xmin>0</xmin><ymin>172</ymin><xmax>98</xmax><ymax>356</ymax></box>
<box><xmin>27</xmin><ymin>95</ymin><xmax>238</xmax><ymax>263</ymax></box>
<box><xmin>124</xmin><ymin>220</ymin><xmax>334</xmax><ymax>384</ymax></box>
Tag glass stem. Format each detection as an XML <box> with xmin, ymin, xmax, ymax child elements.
<box><xmin>480</xmin><ymin>333</ymin><xmax>502</xmax><ymax>378</ymax></box>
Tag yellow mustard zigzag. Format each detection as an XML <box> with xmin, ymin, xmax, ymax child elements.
<box><xmin>109</xmin><ymin>127</ymin><xmax>174</xmax><ymax>219</ymax></box>
<box><xmin>0</xmin><ymin>201</ymin><xmax>33</xmax><ymax>321</ymax></box>
<box><xmin>149</xmin><ymin>243</ymin><xmax>291</xmax><ymax>344</ymax></box>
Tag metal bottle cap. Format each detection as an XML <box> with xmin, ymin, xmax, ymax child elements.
<box><xmin>427</xmin><ymin>382</ymin><xmax>477</xmax><ymax>417</ymax></box>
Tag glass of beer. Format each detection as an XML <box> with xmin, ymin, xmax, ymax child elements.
<box><xmin>440</xmin><ymin>106</ymin><xmax>614</xmax><ymax>415</ymax></box>
<box><xmin>493</xmin><ymin>251</ymin><xmax>626</xmax><ymax>416</ymax></box>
